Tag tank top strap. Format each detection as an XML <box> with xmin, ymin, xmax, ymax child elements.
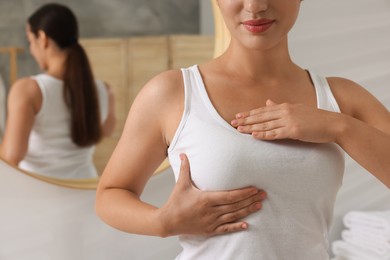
<box><xmin>168</xmin><ymin>67</ymin><xmax>194</xmax><ymax>152</ymax></box>
<box><xmin>308</xmin><ymin>70</ymin><xmax>341</xmax><ymax>113</ymax></box>
<box><xmin>30</xmin><ymin>74</ymin><xmax>58</xmax><ymax>119</ymax></box>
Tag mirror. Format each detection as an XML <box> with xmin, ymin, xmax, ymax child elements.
<box><xmin>0</xmin><ymin>1</ymin><xmax>215</xmax><ymax>187</ymax></box>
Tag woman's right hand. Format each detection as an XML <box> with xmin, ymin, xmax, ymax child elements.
<box><xmin>157</xmin><ymin>153</ymin><xmax>267</xmax><ymax>237</ymax></box>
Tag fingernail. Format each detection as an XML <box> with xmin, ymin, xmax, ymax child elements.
<box><xmin>241</xmin><ymin>223</ymin><xmax>248</xmax><ymax>229</ymax></box>
<box><xmin>254</xmin><ymin>202</ymin><xmax>262</xmax><ymax>210</ymax></box>
<box><xmin>231</xmin><ymin>119</ymin><xmax>238</xmax><ymax>126</ymax></box>
<box><xmin>237</xmin><ymin>126</ymin><xmax>244</xmax><ymax>132</ymax></box>
<box><xmin>236</xmin><ymin>114</ymin><xmax>243</xmax><ymax>119</ymax></box>
<box><xmin>179</xmin><ymin>154</ymin><xmax>185</xmax><ymax>160</ymax></box>
<box><xmin>260</xmin><ymin>192</ymin><xmax>267</xmax><ymax>199</ymax></box>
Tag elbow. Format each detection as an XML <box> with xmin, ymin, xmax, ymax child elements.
<box><xmin>385</xmin><ymin>174</ymin><xmax>390</xmax><ymax>190</ymax></box>
<box><xmin>95</xmin><ymin>187</ymin><xmax>107</xmax><ymax>221</ymax></box>
<box><xmin>0</xmin><ymin>149</ymin><xmax>25</xmax><ymax>166</ymax></box>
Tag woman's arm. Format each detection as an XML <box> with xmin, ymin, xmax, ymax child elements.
<box><xmin>231</xmin><ymin>78</ymin><xmax>390</xmax><ymax>188</ymax></box>
<box><xmin>96</xmin><ymin>71</ymin><xmax>266</xmax><ymax>238</ymax></box>
<box><xmin>101</xmin><ymin>82</ymin><xmax>116</xmax><ymax>137</ymax></box>
<box><xmin>329</xmin><ymin>77</ymin><xmax>390</xmax><ymax>187</ymax></box>
<box><xmin>0</xmin><ymin>78</ymin><xmax>41</xmax><ymax>165</ymax></box>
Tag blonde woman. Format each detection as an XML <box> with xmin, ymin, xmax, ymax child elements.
<box><xmin>96</xmin><ymin>0</ymin><xmax>390</xmax><ymax>259</ymax></box>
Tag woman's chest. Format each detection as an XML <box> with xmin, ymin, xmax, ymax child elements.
<box><xmin>169</xmin><ymin>114</ymin><xmax>344</xmax><ymax>196</ymax></box>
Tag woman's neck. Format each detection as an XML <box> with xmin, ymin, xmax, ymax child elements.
<box><xmin>216</xmin><ymin>38</ymin><xmax>300</xmax><ymax>83</ymax></box>
<box><xmin>44</xmin><ymin>50</ymin><xmax>68</xmax><ymax>80</ymax></box>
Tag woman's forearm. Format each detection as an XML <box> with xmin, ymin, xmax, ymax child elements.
<box><xmin>336</xmin><ymin>114</ymin><xmax>390</xmax><ymax>188</ymax></box>
<box><xmin>96</xmin><ymin>188</ymin><xmax>166</xmax><ymax>237</ymax></box>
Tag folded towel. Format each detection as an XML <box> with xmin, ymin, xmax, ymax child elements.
<box><xmin>342</xmin><ymin>230</ymin><xmax>390</xmax><ymax>258</ymax></box>
<box><xmin>348</xmin><ymin>228</ymin><xmax>390</xmax><ymax>243</ymax></box>
<box><xmin>332</xmin><ymin>240</ymin><xmax>390</xmax><ymax>260</ymax></box>
<box><xmin>343</xmin><ymin>211</ymin><xmax>390</xmax><ymax>238</ymax></box>
<box><xmin>330</xmin><ymin>257</ymin><xmax>350</xmax><ymax>260</ymax></box>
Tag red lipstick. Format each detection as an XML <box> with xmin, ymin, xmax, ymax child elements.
<box><xmin>242</xmin><ymin>19</ymin><xmax>275</xmax><ymax>33</ymax></box>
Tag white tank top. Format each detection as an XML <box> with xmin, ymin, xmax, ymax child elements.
<box><xmin>168</xmin><ymin>65</ymin><xmax>345</xmax><ymax>260</ymax></box>
<box><xmin>19</xmin><ymin>74</ymin><xmax>109</xmax><ymax>179</ymax></box>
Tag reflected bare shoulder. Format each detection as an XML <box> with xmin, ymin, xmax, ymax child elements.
<box><xmin>8</xmin><ymin>77</ymin><xmax>42</xmax><ymax>114</ymax></box>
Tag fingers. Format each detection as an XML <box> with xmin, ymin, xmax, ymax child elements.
<box><xmin>207</xmin><ymin>186</ymin><xmax>259</xmax><ymax>205</ymax></box>
<box><xmin>174</xmin><ymin>155</ymin><xmax>269</xmax><ymax>237</ymax></box>
<box><xmin>232</xmin><ymin>111</ymin><xmax>280</xmax><ymax>128</ymax></box>
<box><xmin>213</xmin><ymin>221</ymin><xmax>250</xmax><ymax>235</ymax></box>
<box><xmin>234</xmin><ymin>100</ymin><xmax>280</xmax><ymax>120</ymax></box>
<box><xmin>216</xmin><ymin>201</ymin><xmax>262</xmax><ymax>225</ymax></box>
<box><xmin>252</xmin><ymin>127</ymin><xmax>286</xmax><ymax>140</ymax></box>
<box><xmin>231</xmin><ymin>101</ymin><xmax>290</xmax><ymax>140</ymax></box>
<box><xmin>236</xmin><ymin>119</ymin><xmax>284</xmax><ymax>135</ymax></box>
<box><xmin>231</xmin><ymin>102</ymin><xmax>283</xmax><ymax>131</ymax></box>
<box><xmin>266</xmin><ymin>99</ymin><xmax>277</xmax><ymax>106</ymax></box>
<box><xmin>210</xmin><ymin>192</ymin><xmax>267</xmax><ymax>236</ymax></box>
<box><xmin>216</xmin><ymin>190</ymin><xmax>266</xmax><ymax>211</ymax></box>
<box><xmin>177</xmin><ymin>153</ymin><xmax>192</xmax><ymax>188</ymax></box>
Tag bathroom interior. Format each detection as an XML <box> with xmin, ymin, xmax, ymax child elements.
<box><xmin>0</xmin><ymin>0</ymin><xmax>389</xmax><ymax>259</ymax></box>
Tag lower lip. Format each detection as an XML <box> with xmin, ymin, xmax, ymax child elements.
<box><xmin>243</xmin><ymin>22</ymin><xmax>274</xmax><ymax>33</ymax></box>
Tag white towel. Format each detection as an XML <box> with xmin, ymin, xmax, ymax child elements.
<box><xmin>343</xmin><ymin>211</ymin><xmax>390</xmax><ymax>238</ymax></box>
<box><xmin>348</xmin><ymin>228</ymin><xmax>390</xmax><ymax>244</ymax></box>
<box><xmin>331</xmin><ymin>257</ymin><xmax>350</xmax><ymax>260</ymax></box>
<box><xmin>342</xmin><ymin>230</ymin><xmax>390</xmax><ymax>258</ymax></box>
<box><xmin>332</xmin><ymin>240</ymin><xmax>390</xmax><ymax>260</ymax></box>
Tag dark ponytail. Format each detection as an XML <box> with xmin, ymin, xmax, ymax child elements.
<box><xmin>28</xmin><ymin>3</ymin><xmax>102</xmax><ymax>147</ymax></box>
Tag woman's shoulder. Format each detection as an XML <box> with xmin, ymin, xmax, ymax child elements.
<box><xmin>326</xmin><ymin>76</ymin><xmax>387</xmax><ymax>118</ymax></box>
<box><xmin>128</xmin><ymin>69</ymin><xmax>184</xmax><ymax>132</ymax></box>
<box><xmin>136</xmin><ymin>69</ymin><xmax>184</xmax><ymax>104</ymax></box>
<box><xmin>146</xmin><ymin>69</ymin><xmax>184</xmax><ymax>88</ymax></box>
<box><xmin>326</xmin><ymin>76</ymin><xmax>359</xmax><ymax>88</ymax></box>
<box><xmin>8</xmin><ymin>77</ymin><xmax>42</xmax><ymax>113</ymax></box>
<box><xmin>10</xmin><ymin>77</ymin><xmax>41</xmax><ymax>98</ymax></box>
<box><xmin>119</xmin><ymin>69</ymin><xmax>185</xmax><ymax>147</ymax></box>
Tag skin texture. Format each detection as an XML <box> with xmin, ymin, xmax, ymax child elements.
<box><xmin>0</xmin><ymin>25</ymin><xmax>116</xmax><ymax>165</ymax></box>
<box><xmin>95</xmin><ymin>0</ymin><xmax>390</xmax><ymax>239</ymax></box>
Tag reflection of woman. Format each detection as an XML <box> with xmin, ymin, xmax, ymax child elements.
<box><xmin>96</xmin><ymin>0</ymin><xmax>390</xmax><ymax>259</ymax></box>
<box><xmin>0</xmin><ymin>3</ymin><xmax>115</xmax><ymax>179</ymax></box>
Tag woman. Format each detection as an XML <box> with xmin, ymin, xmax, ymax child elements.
<box><xmin>96</xmin><ymin>0</ymin><xmax>390</xmax><ymax>259</ymax></box>
<box><xmin>0</xmin><ymin>3</ymin><xmax>116</xmax><ymax>179</ymax></box>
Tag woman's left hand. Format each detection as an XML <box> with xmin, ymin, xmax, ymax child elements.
<box><xmin>231</xmin><ymin>99</ymin><xmax>344</xmax><ymax>143</ymax></box>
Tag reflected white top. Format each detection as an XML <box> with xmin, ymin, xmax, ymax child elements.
<box><xmin>168</xmin><ymin>65</ymin><xmax>345</xmax><ymax>260</ymax></box>
<box><xmin>19</xmin><ymin>74</ymin><xmax>108</xmax><ymax>179</ymax></box>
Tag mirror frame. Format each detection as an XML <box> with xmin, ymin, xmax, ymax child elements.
<box><xmin>0</xmin><ymin>156</ymin><xmax>172</xmax><ymax>189</ymax></box>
